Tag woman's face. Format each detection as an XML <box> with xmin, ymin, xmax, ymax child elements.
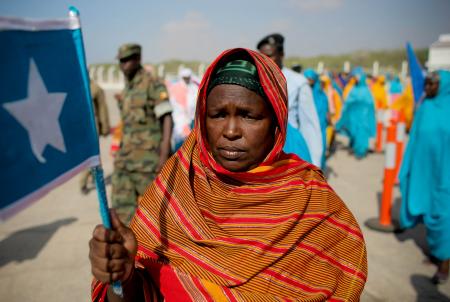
<box><xmin>424</xmin><ymin>75</ymin><xmax>439</xmax><ymax>98</ymax></box>
<box><xmin>206</xmin><ymin>84</ymin><xmax>275</xmax><ymax>172</ymax></box>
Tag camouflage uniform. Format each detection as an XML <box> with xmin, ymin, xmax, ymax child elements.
<box><xmin>112</xmin><ymin>44</ymin><xmax>172</xmax><ymax>223</ymax></box>
<box><xmin>80</xmin><ymin>80</ymin><xmax>110</xmax><ymax>191</ymax></box>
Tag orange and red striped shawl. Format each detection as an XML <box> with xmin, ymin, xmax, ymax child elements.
<box><xmin>92</xmin><ymin>48</ymin><xmax>367</xmax><ymax>301</ymax></box>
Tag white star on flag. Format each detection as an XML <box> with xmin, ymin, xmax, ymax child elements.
<box><xmin>3</xmin><ymin>58</ymin><xmax>67</xmax><ymax>163</ymax></box>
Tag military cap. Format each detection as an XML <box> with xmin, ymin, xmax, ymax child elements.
<box><xmin>117</xmin><ymin>43</ymin><xmax>141</xmax><ymax>60</ymax></box>
<box><xmin>257</xmin><ymin>33</ymin><xmax>285</xmax><ymax>50</ymax></box>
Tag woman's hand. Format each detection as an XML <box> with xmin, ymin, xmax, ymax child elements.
<box><xmin>89</xmin><ymin>209</ymin><xmax>137</xmax><ymax>284</ymax></box>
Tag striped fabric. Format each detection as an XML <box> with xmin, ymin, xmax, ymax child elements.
<box><xmin>92</xmin><ymin>48</ymin><xmax>367</xmax><ymax>301</ymax></box>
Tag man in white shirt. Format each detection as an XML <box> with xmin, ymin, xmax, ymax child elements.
<box><xmin>257</xmin><ymin>34</ymin><xmax>323</xmax><ymax>167</ymax></box>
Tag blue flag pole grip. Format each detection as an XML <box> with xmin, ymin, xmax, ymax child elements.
<box><xmin>91</xmin><ymin>165</ymin><xmax>123</xmax><ymax>297</ymax></box>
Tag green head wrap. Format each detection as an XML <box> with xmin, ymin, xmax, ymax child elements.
<box><xmin>208</xmin><ymin>60</ymin><xmax>265</xmax><ymax>97</ymax></box>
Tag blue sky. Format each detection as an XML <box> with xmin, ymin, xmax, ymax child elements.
<box><xmin>1</xmin><ymin>0</ymin><xmax>449</xmax><ymax>64</ymax></box>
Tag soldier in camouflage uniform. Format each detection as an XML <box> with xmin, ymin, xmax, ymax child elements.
<box><xmin>113</xmin><ymin>43</ymin><xmax>173</xmax><ymax>223</ymax></box>
<box><xmin>80</xmin><ymin>79</ymin><xmax>110</xmax><ymax>194</ymax></box>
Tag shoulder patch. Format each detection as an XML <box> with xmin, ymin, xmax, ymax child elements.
<box><xmin>159</xmin><ymin>91</ymin><xmax>168</xmax><ymax>100</ymax></box>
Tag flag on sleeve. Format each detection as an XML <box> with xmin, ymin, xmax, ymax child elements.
<box><xmin>0</xmin><ymin>14</ymin><xmax>99</xmax><ymax>220</ymax></box>
<box><xmin>406</xmin><ymin>42</ymin><xmax>425</xmax><ymax>104</ymax></box>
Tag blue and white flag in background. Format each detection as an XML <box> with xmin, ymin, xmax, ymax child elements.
<box><xmin>406</xmin><ymin>42</ymin><xmax>425</xmax><ymax>104</ymax></box>
<box><xmin>0</xmin><ymin>13</ymin><xmax>99</xmax><ymax>220</ymax></box>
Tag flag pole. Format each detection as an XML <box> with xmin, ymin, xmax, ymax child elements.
<box><xmin>405</xmin><ymin>42</ymin><xmax>425</xmax><ymax>104</ymax></box>
<box><xmin>68</xmin><ymin>6</ymin><xmax>123</xmax><ymax>297</ymax></box>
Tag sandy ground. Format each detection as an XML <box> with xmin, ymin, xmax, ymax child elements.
<box><xmin>0</xmin><ymin>90</ymin><xmax>449</xmax><ymax>301</ymax></box>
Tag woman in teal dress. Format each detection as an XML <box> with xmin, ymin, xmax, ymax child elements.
<box><xmin>336</xmin><ymin>68</ymin><xmax>376</xmax><ymax>158</ymax></box>
<box><xmin>399</xmin><ymin>70</ymin><xmax>450</xmax><ymax>284</ymax></box>
<box><xmin>304</xmin><ymin>69</ymin><xmax>328</xmax><ymax>168</ymax></box>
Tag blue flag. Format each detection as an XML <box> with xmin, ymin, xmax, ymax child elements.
<box><xmin>406</xmin><ymin>42</ymin><xmax>425</xmax><ymax>104</ymax></box>
<box><xmin>0</xmin><ymin>14</ymin><xmax>99</xmax><ymax>220</ymax></box>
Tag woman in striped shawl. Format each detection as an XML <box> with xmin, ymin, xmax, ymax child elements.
<box><xmin>90</xmin><ymin>48</ymin><xmax>367</xmax><ymax>301</ymax></box>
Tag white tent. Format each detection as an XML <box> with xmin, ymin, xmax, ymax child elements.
<box><xmin>427</xmin><ymin>34</ymin><xmax>450</xmax><ymax>71</ymax></box>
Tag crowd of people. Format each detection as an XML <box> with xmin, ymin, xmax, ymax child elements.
<box><xmin>84</xmin><ymin>33</ymin><xmax>449</xmax><ymax>301</ymax></box>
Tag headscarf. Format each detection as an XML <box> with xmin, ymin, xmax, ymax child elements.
<box><xmin>371</xmin><ymin>75</ymin><xmax>388</xmax><ymax>110</ymax></box>
<box><xmin>303</xmin><ymin>68</ymin><xmax>319</xmax><ymax>83</ymax></box>
<box><xmin>92</xmin><ymin>48</ymin><xmax>367</xmax><ymax>301</ymax></box>
<box><xmin>321</xmin><ymin>74</ymin><xmax>343</xmax><ymax>123</ymax></box>
<box><xmin>389</xmin><ymin>76</ymin><xmax>403</xmax><ymax>94</ymax></box>
<box><xmin>207</xmin><ymin>59</ymin><xmax>265</xmax><ymax>97</ymax></box>
<box><xmin>351</xmin><ymin>67</ymin><xmax>367</xmax><ymax>85</ymax></box>
<box><xmin>390</xmin><ymin>81</ymin><xmax>415</xmax><ymax>130</ymax></box>
<box><xmin>179</xmin><ymin>68</ymin><xmax>192</xmax><ymax>78</ymax></box>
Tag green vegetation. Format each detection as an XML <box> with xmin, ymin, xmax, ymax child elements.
<box><xmin>285</xmin><ymin>48</ymin><xmax>428</xmax><ymax>73</ymax></box>
<box><xmin>153</xmin><ymin>59</ymin><xmax>205</xmax><ymax>74</ymax></box>
<box><xmin>90</xmin><ymin>48</ymin><xmax>428</xmax><ymax>75</ymax></box>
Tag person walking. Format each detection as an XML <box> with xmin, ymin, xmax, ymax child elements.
<box><xmin>167</xmin><ymin>68</ymin><xmax>199</xmax><ymax>151</ymax></box>
<box><xmin>336</xmin><ymin>68</ymin><xmax>376</xmax><ymax>158</ymax></box>
<box><xmin>399</xmin><ymin>70</ymin><xmax>450</xmax><ymax>284</ymax></box>
<box><xmin>257</xmin><ymin>34</ymin><xmax>323</xmax><ymax>167</ymax></box>
<box><xmin>304</xmin><ymin>69</ymin><xmax>329</xmax><ymax>168</ymax></box>
<box><xmin>112</xmin><ymin>43</ymin><xmax>173</xmax><ymax>223</ymax></box>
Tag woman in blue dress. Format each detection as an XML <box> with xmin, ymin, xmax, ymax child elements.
<box><xmin>304</xmin><ymin>69</ymin><xmax>328</xmax><ymax>168</ymax></box>
<box><xmin>336</xmin><ymin>68</ymin><xmax>376</xmax><ymax>158</ymax></box>
<box><xmin>399</xmin><ymin>70</ymin><xmax>450</xmax><ymax>284</ymax></box>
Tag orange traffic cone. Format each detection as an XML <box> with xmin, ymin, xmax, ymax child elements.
<box><xmin>375</xmin><ymin>110</ymin><xmax>384</xmax><ymax>153</ymax></box>
<box><xmin>394</xmin><ymin>112</ymin><xmax>406</xmax><ymax>183</ymax></box>
<box><xmin>366</xmin><ymin>121</ymin><xmax>397</xmax><ymax>232</ymax></box>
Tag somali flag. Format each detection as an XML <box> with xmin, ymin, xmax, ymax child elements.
<box><xmin>0</xmin><ymin>13</ymin><xmax>99</xmax><ymax>220</ymax></box>
<box><xmin>406</xmin><ymin>42</ymin><xmax>425</xmax><ymax>104</ymax></box>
